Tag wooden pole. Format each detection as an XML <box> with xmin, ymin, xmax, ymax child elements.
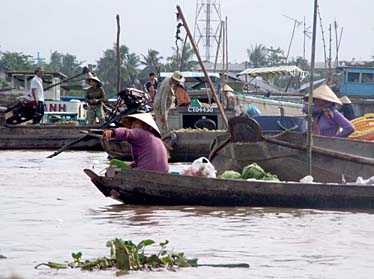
<box><xmin>213</xmin><ymin>21</ymin><xmax>223</xmax><ymax>72</ymax></box>
<box><xmin>225</xmin><ymin>17</ymin><xmax>229</xmax><ymax>80</ymax></box>
<box><xmin>116</xmin><ymin>14</ymin><xmax>121</xmax><ymax>93</ymax></box>
<box><xmin>177</xmin><ymin>5</ymin><xmax>228</xmax><ymax>127</ymax></box>
<box><xmin>307</xmin><ymin>0</ymin><xmax>319</xmax><ymax>176</ymax></box>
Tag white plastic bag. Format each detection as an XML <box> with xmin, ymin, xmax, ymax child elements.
<box><xmin>181</xmin><ymin>157</ymin><xmax>217</xmax><ymax>178</ymax></box>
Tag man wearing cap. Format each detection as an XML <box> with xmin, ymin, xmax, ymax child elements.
<box><xmin>29</xmin><ymin>67</ymin><xmax>45</xmax><ymax>124</ymax></box>
<box><xmin>85</xmin><ymin>75</ymin><xmax>106</xmax><ymax>125</ymax></box>
<box><xmin>102</xmin><ymin>112</ymin><xmax>169</xmax><ymax>173</ymax></box>
<box><xmin>302</xmin><ymin>84</ymin><xmax>355</xmax><ymax>137</ymax></box>
<box><xmin>153</xmin><ymin>71</ymin><xmax>185</xmax><ymax>133</ymax></box>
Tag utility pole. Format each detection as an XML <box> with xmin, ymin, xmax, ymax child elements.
<box><xmin>34</xmin><ymin>52</ymin><xmax>46</xmax><ymax>67</ymax></box>
<box><xmin>193</xmin><ymin>0</ymin><xmax>222</xmax><ymax>62</ymax></box>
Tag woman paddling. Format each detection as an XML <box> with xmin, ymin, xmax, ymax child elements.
<box><xmin>302</xmin><ymin>84</ymin><xmax>355</xmax><ymax>138</ymax></box>
<box><xmin>102</xmin><ymin>113</ymin><xmax>169</xmax><ymax>173</ymax></box>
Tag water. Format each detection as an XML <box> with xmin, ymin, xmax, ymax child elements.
<box><xmin>1</xmin><ymin>151</ymin><xmax>374</xmax><ymax>279</ymax></box>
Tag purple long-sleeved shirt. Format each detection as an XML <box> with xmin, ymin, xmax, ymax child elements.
<box><xmin>112</xmin><ymin>128</ymin><xmax>169</xmax><ymax>173</ymax></box>
<box><xmin>302</xmin><ymin>104</ymin><xmax>355</xmax><ymax>137</ymax></box>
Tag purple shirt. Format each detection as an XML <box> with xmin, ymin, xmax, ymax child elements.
<box><xmin>302</xmin><ymin>104</ymin><xmax>355</xmax><ymax>137</ymax></box>
<box><xmin>113</xmin><ymin>128</ymin><xmax>169</xmax><ymax>173</ymax></box>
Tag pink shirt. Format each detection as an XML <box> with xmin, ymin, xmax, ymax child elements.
<box><xmin>113</xmin><ymin>128</ymin><xmax>169</xmax><ymax>173</ymax></box>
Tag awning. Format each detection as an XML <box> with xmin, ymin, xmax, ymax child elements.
<box><xmin>238</xmin><ymin>66</ymin><xmax>307</xmax><ymax>79</ymax></box>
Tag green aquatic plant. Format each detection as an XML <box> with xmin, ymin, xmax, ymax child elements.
<box><xmin>35</xmin><ymin>238</ymin><xmax>249</xmax><ymax>272</ymax></box>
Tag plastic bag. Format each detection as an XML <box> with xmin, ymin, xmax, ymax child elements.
<box><xmin>181</xmin><ymin>157</ymin><xmax>217</xmax><ymax>178</ymax></box>
<box><xmin>355</xmin><ymin>176</ymin><xmax>374</xmax><ymax>185</ymax></box>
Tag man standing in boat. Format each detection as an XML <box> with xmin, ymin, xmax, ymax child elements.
<box><xmin>29</xmin><ymin>67</ymin><xmax>45</xmax><ymax>124</ymax></box>
<box><xmin>153</xmin><ymin>71</ymin><xmax>185</xmax><ymax>133</ymax></box>
<box><xmin>85</xmin><ymin>75</ymin><xmax>106</xmax><ymax>125</ymax></box>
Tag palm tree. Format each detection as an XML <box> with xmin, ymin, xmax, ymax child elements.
<box><xmin>166</xmin><ymin>42</ymin><xmax>198</xmax><ymax>72</ymax></box>
<box><xmin>140</xmin><ymin>49</ymin><xmax>163</xmax><ymax>78</ymax></box>
<box><xmin>246</xmin><ymin>44</ymin><xmax>268</xmax><ymax>68</ymax></box>
<box><xmin>96</xmin><ymin>44</ymin><xmax>140</xmax><ymax>96</ymax></box>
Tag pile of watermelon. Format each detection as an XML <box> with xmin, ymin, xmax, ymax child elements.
<box><xmin>218</xmin><ymin>163</ymin><xmax>279</xmax><ymax>181</ymax></box>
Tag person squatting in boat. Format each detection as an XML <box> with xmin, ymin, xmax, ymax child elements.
<box><xmin>102</xmin><ymin>113</ymin><xmax>169</xmax><ymax>173</ymax></box>
<box><xmin>302</xmin><ymin>84</ymin><xmax>355</xmax><ymax>138</ymax></box>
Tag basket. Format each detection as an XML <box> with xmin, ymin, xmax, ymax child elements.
<box><xmin>349</xmin><ymin>113</ymin><xmax>374</xmax><ymax>141</ymax></box>
<box><xmin>350</xmin><ymin>113</ymin><xmax>374</xmax><ymax>132</ymax></box>
<box><xmin>349</xmin><ymin>129</ymin><xmax>374</xmax><ymax>141</ymax></box>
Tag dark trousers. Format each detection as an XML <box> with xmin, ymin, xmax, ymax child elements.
<box><xmin>33</xmin><ymin>101</ymin><xmax>44</xmax><ymax>124</ymax></box>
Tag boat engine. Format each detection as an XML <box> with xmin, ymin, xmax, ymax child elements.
<box><xmin>5</xmin><ymin>97</ymin><xmax>37</xmax><ymax>125</ymax></box>
<box><xmin>107</xmin><ymin>88</ymin><xmax>152</xmax><ymax>126</ymax></box>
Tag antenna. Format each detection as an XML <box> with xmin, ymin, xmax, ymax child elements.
<box><xmin>303</xmin><ymin>16</ymin><xmax>312</xmax><ymax>61</ymax></box>
<box><xmin>193</xmin><ymin>0</ymin><xmax>222</xmax><ymax>62</ymax></box>
<box><xmin>282</xmin><ymin>14</ymin><xmax>302</xmax><ymax>62</ymax></box>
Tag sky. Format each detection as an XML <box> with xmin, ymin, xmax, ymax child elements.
<box><xmin>1</xmin><ymin>0</ymin><xmax>373</xmax><ymax>66</ymax></box>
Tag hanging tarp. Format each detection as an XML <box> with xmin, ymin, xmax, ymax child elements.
<box><xmin>238</xmin><ymin>66</ymin><xmax>308</xmax><ymax>79</ymax></box>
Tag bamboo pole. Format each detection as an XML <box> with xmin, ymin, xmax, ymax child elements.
<box><xmin>306</xmin><ymin>0</ymin><xmax>319</xmax><ymax>176</ymax></box>
<box><xmin>116</xmin><ymin>15</ymin><xmax>121</xmax><ymax>93</ymax></box>
<box><xmin>176</xmin><ymin>5</ymin><xmax>228</xmax><ymax>127</ymax></box>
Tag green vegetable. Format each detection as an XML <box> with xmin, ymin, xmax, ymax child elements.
<box><xmin>109</xmin><ymin>159</ymin><xmax>131</xmax><ymax>169</ymax></box>
<box><xmin>218</xmin><ymin>171</ymin><xmax>242</xmax><ymax>180</ymax></box>
<box><xmin>262</xmin><ymin>172</ymin><xmax>280</xmax><ymax>181</ymax></box>
<box><xmin>241</xmin><ymin>163</ymin><xmax>266</xmax><ymax>179</ymax></box>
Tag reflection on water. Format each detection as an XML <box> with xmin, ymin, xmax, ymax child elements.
<box><xmin>1</xmin><ymin>151</ymin><xmax>374</xmax><ymax>279</ymax></box>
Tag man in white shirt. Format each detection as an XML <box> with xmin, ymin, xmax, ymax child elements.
<box><xmin>29</xmin><ymin>67</ymin><xmax>45</xmax><ymax>124</ymax></box>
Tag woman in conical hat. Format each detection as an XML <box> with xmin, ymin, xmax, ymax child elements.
<box><xmin>338</xmin><ymin>96</ymin><xmax>356</xmax><ymax>121</ymax></box>
<box><xmin>302</xmin><ymin>84</ymin><xmax>355</xmax><ymax>137</ymax></box>
<box><xmin>102</xmin><ymin>113</ymin><xmax>169</xmax><ymax>173</ymax></box>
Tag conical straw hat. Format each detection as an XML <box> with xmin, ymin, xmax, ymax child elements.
<box><xmin>121</xmin><ymin>113</ymin><xmax>161</xmax><ymax>137</ymax></box>
<box><xmin>305</xmin><ymin>85</ymin><xmax>342</xmax><ymax>105</ymax></box>
<box><xmin>339</xmin><ymin>96</ymin><xmax>352</xmax><ymax>104</ymax></box>
<box><xmin>222</xmin><ymin>84</ymin><xmax>234</xmax><ymax>92</ymax></box>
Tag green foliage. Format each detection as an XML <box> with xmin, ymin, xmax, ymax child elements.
<box><xmin>140</xmin><ymin>49</ymin><xmax>163</xmax><ymax>78</ymax></box>
<box><xmin>0</xmin><ymin>51</ymin><xmax>36</xmax><ymax>71</ymax></box>
<box><xmin>35</xmin><ymin>238</ymin><xmax>194</xmax><ymax>272</ymax></box>
<box><xmin>46</xmin><ymin>51</ymin><xmax>82</xmax><ymax>77</ymax></box>
<box><xmin>96</xmin><ymin>44</ymin><xmax>140</xmax><ymax>97</ymax></box>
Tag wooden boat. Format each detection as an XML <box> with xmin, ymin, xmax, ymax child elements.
<box><xmin>0</xmin><ymin>107</ymin><xmax>101</xmax><ymax>150</ymax></box>
<box><xmin>100</xmin><ymin>130</ymin><xmax>226</xmax><ymax>162</ymax></box>
<box><xmin>84</xmin><ymin>168</ymin><xmax>374</xmax><ymax>210</ymax></box>
<box><xmin>209</xmin><ymin>116</ymin><xmax>374</xmax><ymax>183</ymax></box>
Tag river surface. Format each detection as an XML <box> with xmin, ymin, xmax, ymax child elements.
<box><xmin>1</xmin><ymin>151</ymin><xmax>374</xmax><ymax>279</ymax></box>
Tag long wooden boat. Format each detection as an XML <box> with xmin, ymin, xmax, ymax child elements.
<box><xmin>209</xmin><ymin>116</ymin><xmax>374</xmax><ymax>183</ymax></box>
<box><xmin>84</xmin><ymin>168</ymin><xmax>374</xmax><ymax>210</ymax></box>
<box><xmin>101</xmin><ymin>130</ymin><xmax>226</xmax><ymax>162</ymax></box>
<box><xmin>0</xmin><ymin>108</ymin><xmax>101</xmax><ymax>150</ymax></box>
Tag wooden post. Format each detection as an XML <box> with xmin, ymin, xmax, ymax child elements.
<box><xmin>177</xmin><ymin>5</ymin><xmax>228</xmax><ymax>128</ymax></box>
<box><xmin>116</xmin><ymin>14</ymin><xmax>121</xmax><ymax>93</ymax></box>
<box><xmin>307</xmin><ymin>0</ymin><xmax>319</xmax><ymax>176</ymax></box>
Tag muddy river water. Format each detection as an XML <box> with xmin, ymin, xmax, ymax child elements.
<box><xmin>1</xmin><ymin>151</ymin><xmax>374</xmax><ymax>279</ymax></box>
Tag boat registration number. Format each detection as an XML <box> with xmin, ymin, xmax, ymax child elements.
<box><xmin>188</xmin><ymin>106</ymin><xmax>214</xmax><ymax>113</ymax></box>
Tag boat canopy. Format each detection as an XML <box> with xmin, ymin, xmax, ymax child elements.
<box><xmin>238</xmin><ymin>66</ymin><xmax>307</xmax><ymax>79</ymax></box>
<box><xmin>159</xmin><ymin>71</ymin><xmax>220</xmax><ymax>80</ymax></box>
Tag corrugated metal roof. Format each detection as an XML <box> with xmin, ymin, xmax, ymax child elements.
<box><xmin>238</xmin><ymin>66</ymin><xmax>307</xmax><ymax>79</ymax></box>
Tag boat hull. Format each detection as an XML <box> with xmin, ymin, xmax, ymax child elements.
<box><xmin>84</xmin><ymin>168</ymin><xmax>374</xmax><ymax>210</ymax></box>
<box><xmin>209</xmin><ymin>131</ymin><xmax>374</xmax><ymax>183</ymax></box>
<box><xmin>0</xmin><ymin>124</ymin><xmax>102</xmax><ymax>150</ymax></box>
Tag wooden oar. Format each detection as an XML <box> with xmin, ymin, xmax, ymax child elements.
<box><xmin>46</xmin><ymin>97</ymin><xmax>122</xmax><ymax>159</ymax></box>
